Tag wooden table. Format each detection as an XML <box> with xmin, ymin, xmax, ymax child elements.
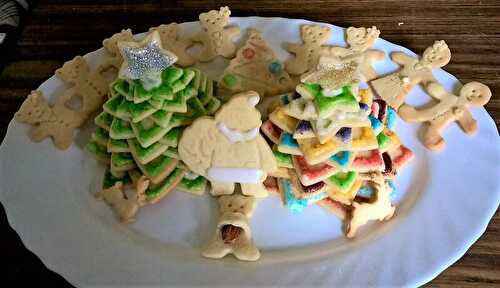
<box><xmin>1</xmin><ymin>1</ymin><xmax>498</xmax><ymax>286</ymax></box>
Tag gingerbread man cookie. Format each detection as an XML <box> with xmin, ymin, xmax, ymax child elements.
<box><xmin>202</xmin><ymin>194</ymin><xmax>260</xmax><ymax>261</ymax></box>
<box><xmin>15</xmin><ymin>90</ymin><xmax>84</xmax><ymax>150</ymax></box>
<box><xmin>192</xmin><ymin>6</ymin><xmax>240</xmax><ymax>62</ymax></box>
<box><xmin>323</xmin><ymin>26</ymin><xmax>385</xmax><ymax>81</ymax></box>
<box><xmin>98</xmin><ymin>29</ymin><xmax>134</xmax><ymax>76</ymax></box>
<box><xmin>285</xmin><ymin>25</ymin><xmax>333</xmax><ymax>75</ymax></box>
<box><xmin>178</xmin><ymin>91</ymin><xmax>277</xmax><ymax>198</ymax></box>
<box><xmin>398</xmin><ymin>82</ymin><xmax>491</xmax><ymax>151</ymax></box>
<box><xmin>95</xmin><ymin>180</ymin><xmax>147</xmax><ymax>223</ymax></box>
<box><xmin>370</xmin><ymin>40</ymin><xmax>451</xmax><ymax>109</ymax></box>
<box><xmin>56</xmin><ymin>56</ymin><xmax>109</xmax><ymax>119</ymax></box>
<box><xmin>149</xmin><ymin>23</ymin><xmax>196</xmax><ymax>67</ymax></box>
<box><xmin>220</xmin><ymin>29</ymin><xmax>297</xmax><ymax>97</ymax></box>
<box><xmin>346</xmin><ymin>179</ymin><xmax>395</xmax><ymax>238</ymax></box>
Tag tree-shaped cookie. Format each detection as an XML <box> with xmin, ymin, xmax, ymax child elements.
<box><xmin>98</xmin><ymin>29</ymin><xmax>134</xmax><ymax>76</ymax></box>
<box><xmin>191</xmin><ymin>6</ymin><xmax>240</xmax><ymax>62</ymax></box>
<box><xmin>149</xmin><ymin>23</ymin><xmax>196</xmax><ymax>67</ymax></box>
<box><xmin>285</xmin><ymin>25</ymin><xmax>333</xmax><ymax>75</ymax></box>
<box><xmin>15</xmin><ymin>90</ymin><xmax>85</xmax><ymax>150</ymax></box>
<box><xmin>370</xmin><ymin>40</ymin><xmax>451</xmax><ymax>109</ymax></box>
<box><xmin>220</xmin><ymin>29</ymin><xmax>297</xmax><ymax>97</ymax></box>
<box><xmin>398</xmin><ymin>82</ymin><xmax>491</xmax><ymax>151</ymax></box>
<box><xmin>202</xmin><ymin>194</ymin><xmax>260</xmax><ymax>261</ymax></box>
<box><xmin>323</xmin><ymin>26</ymin><xmax>385</xmax><ymax>81</ymax></box>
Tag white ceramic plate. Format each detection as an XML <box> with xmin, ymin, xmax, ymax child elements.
<box><xmin>1</xmin><ymin>17</ymin><xmax>499</xmax><ymax>287</ymax></box>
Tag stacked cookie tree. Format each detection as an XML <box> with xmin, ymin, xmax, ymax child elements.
<box><xmin>261</xmin><ymin>56</ymin><xmax>414</xmax><ymax>237</ymax></box>
<box><xmin>86</xmin><ymin>31</ymin><xmax>221</xmax><ymax>212</ymax></box>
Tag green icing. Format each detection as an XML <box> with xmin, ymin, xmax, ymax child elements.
<box><xmin>205</xmin><ymin>97</ymin><xmax>221</xmax><ymax>115</ymax></box>
<box><xmin>145</xmin><ymin>168</ymin><xmax>184</xmax><ymax>199</ymax></box>
<box><xmin>162</xmin><ymin>90</ymin><xmax>188</xmax><ymax>113</ymax></box>
<box><xmin>94</xmin><ymin>111</ymin><xmax>114</xmax><ymax>130</ymax></box>
<box><xmin>150</xmin><ymin>110</ymin><xmax>173</xmax><ymax>128</ymax></box>
<box><xmin>131</xmin><ymin>120</ymin><xmax>170</xmax><ymax>148</ymax></box>
<box><xmin>223</xmin><ymin>74</ymin><xmax>237</xmax><ymax>87</ymax></box>
<box><xmin>191</xmin><ymin>69</ymin><xmax>202</xmax><ymax>90</ymax></box>
<box><xmin>128</xmin><ymin>100</ymin><xmax>156</xmax><ymax>123</ymax></box>
<box><xmin>91</xmin><ymin>127</ymin><xmax>109</xmax><ymax>146</ymax></box>
<box><xmin>163</xmin><ymin>67</ymin><xmax>184</xmax><ymax>85</ymax></box>
<box><xmin>115</xmin><ymin>98</ymin><xmax>132</xmax><ymax>121</ymax></box>
<box><xmin>171</xmin><ymin>69</ymin><xmax>195</xmax><ymax>93</ymax></box>
<box><xmin>102</xmin><ymin>169</ymin><xmax>131</xmax><ymax>189</ymax></box>
<box><xmin>178</xmin><ymin>176</ymin><xmax>207</xmax><ymax>191</ymax></box>
<box><xmin>327</xmin><ymin>171</ymin><xmax>357</xmax><ymax>191</ymax></box>
<box><xmin>112</xmin><ymin>79</ymin><xmax>131</xmax><ymax>98</ymax></box>
<box><xmin>377</xmin><ymin>132</ymin><xmax>391</xmax><ymax>150</ymax></box>
<box><xmin>85</xmin><ymin>140</ymin><xmax>109</xmax><ymax>161</ymax></box>
<box><xmin>103</xmin><ymin>94</ymin><xmax>123</xmax><ymax>116</ymax></box>
<box><xmin>187</xmin><ymin>96</ymin><xmax>206</xmax><ymax>117</ymax></box>
<box><xmin>143</xmin><ymin>155</ymin><xmax>174</xmax><ymax>176</ymax></box>
<box><xmin>129</xmin><ymin>139</ymin><xmax>167</xmax><ymax>163</ymax></box>
<box><xmin>160</xmin><ymin>127</ymin><xmax>183</xmax><ymax>147</ymax></box>
<box><xmin>109</xmin><ymin>118</ymin><xmax>134</xmax><ymax>139</ymax></box>
<box><xmin>198</xmin><ymin>79</ymin><xmax>213</xmax><ymax>105</ymax></box>
<box><xmin>274</xmin><ymin>150</ymin><xmax>293</xmax><ymax>168</ymax></box>
<box><xmin>111</xmin><ymin>152</ymin><xmax>134</xmax><ymax>167</ymax></box>
<box><xmin>148</xmin><ymin>98</ymin><xmax>164</xmax><ymax>110</ymax></box>
<box><xmin>108</xmin><ymin>138</ymin><xmax>129</xmax><ymax>151</ymax></box>
<box><xmin>303</xmin><ymin>83</ymin><xmax>359</xmax><ymax>118</ymax></box>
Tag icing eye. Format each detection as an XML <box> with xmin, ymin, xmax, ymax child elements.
<box><xmin>472</xmin><ymin>89</ymin><xmax>476</xmax><ymax>93</ymax></box>
<box><xmin>240</xmin><ymin>205</ymin><xmax>244</xmax><ymax>209</ymax></box>
<box><xmin>228</xmin><ymin>203</ymin><xmax>232</xmax><ymax>208</ymax></box>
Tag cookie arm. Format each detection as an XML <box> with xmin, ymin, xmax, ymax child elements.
<box><xmin>425</xmin><ymin>82</ymin><xmax>448</xmax><ymax>100</ymax></box>
<box><xmin>398</xmin><ymin>104</ymin><xmax>441</xmax><ymax>122</ymax></box>
<box><xmin>257</xmin><ymin>136</ymin><xmax>278</xmax><ymax>174</ymax></box>
<box><xmin>285</xmin><ymin>42</ymin><xmax>301</xmax><ymax>53</ymax></box>
<box><xmin>391</xmin><ymin>52</ymin><xmax>416</xmax><ymax>66</ymax></box>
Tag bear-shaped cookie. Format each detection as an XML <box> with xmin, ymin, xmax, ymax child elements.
<box><xmin>148</xmin><ymin>23</ymin><xmax>196</xmax><ymax>67</ymax></box>
<box><xmin>98</xmin><ymin>29</ymin><xmax>134</xmax><ymax>76</ymax></box>
<box><xmin>202</xmin><ymin>194</ymin><xmax>260</xmax><ymax>261</ymax></box>
<box><xmin>178</xmin><ymin>91</ymin><xmax>277</xmax><ymax>198</ymax></box>
<box><xmin>15</xmin><ymin>90</ymin><xmax>85</xmax><ymax>150</ymax></box>
<box><xmin>398</xmin><ymin>81</ymin><xmax>491</xmax><ymax>151</ymax></box>
<box><xmin>192</xmin><ymin>6</ymin><xmax>240</xmax><ymax>62</ymax></box>
<box><xmin>56</xmin><ymin>56</ymin><xmax>108</xmax><ymax>120</ymax></box>
<box><xmin>285</xmin><ymin>25</ymin><xmax>333</xmax><ymax>75</ymax></box>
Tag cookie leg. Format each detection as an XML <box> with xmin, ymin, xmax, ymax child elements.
<box><xmin>233</xmin><ymin>238</ymin><xmax>260</xmax><ymax>261</ymax></box>
<box><xmin>201</xmin><ymin>235</ymin><xmax>230</xmax><ymax>259</ymax></box>
<box><xmin>422</xmin><ymin>113</ymin><xmax>453</xmax><ymax>151</ymax></box>
<box><xmin>456</xmin><ymin>109</ymin><xmax>477</xmax><ymax>135</ymax></box>
<box><xmin>210</xmin><ymin>181</ymin><xmax>235</xmax><ymax>196</ymax></box>
<box><xmin>52</xmin><ymin>127</ymin><xmax>74</xmax><ymax>150</ymax></box>
<box><xmin>241</xmin><ymin>182</ymin><xmax>268</xmax><ymax>198</ymax></box>
<box><xmin>30</xmin><ymin>125</ymin><xmax>50</xmax><ymax>143</ymax></box>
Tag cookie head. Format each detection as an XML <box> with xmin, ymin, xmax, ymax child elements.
<box><xmin>218</xmin><ymin>194</ymin><xmax>256</xmax><ymax>217</ymax></box>
<box><xmin>215</xmin><ymin>91</ymin><xmax>262</xmax><ymax>132</ymax></box>
<box><xmin>56</xmin><ymin>56</ymin><xmax>89</xmax><ymax>82</ymax></box>
<box><xmin>301</xmin><ymin>25</ymin><xmax>330</xmax><ymax>45</ymax></box>
<box><xmin>152</xmin><ymin>24</ymin><xmax>177</xmax><ymax>40</ymax></box>
<box><xmin>346</xmin><ymin>26</ymin><xmax>380</xmax><ymax>51</ymax></box>
<box><xmin>421</xmin><ymin>40</ymin><xmax>451</xmax><ymax>68</ymax></box>
<box><xmin>199</xmin><ymin>6</ymin><xmax>231</xmax><ymax>32</ymax></box>
<box><xmin>103</xmin><ymin>29</ymin><xmax>133</xmax><ymax>55</ymax></box>
<box><xmin>460</xmin><ymin>82</ymin><xmax>491</xmax><ymax>106</ymax></box>
<box><xmin>15</xmin><ymin>91</ymin><xmax>50</xmax><ymax>123</ymax></box>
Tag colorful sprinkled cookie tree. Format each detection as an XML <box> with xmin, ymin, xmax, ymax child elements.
<box><xmin>262</xmin><ymin>56</ymin><xmax>414</xmax><ymax>237</ymax></box>
<box><xmin>86</xmin><ymin>31</ymin><xmax>222</xmax><ymax>221</ymax></box>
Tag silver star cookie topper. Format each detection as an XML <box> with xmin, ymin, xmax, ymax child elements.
<box><xmin>301</xmin><ymin>56</ymin><xmax>360</xmax><ymax>91</ymax></box>
<box><xmin>117</xmin><ymin>30</ymin><xmax>178</xmax><ymax>90</ymax></box>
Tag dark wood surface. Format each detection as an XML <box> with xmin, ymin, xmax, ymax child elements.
<box><xmin>1</xmin><ymin>1</ymin><xmax>499</xmax><ymax>287</ymax></box>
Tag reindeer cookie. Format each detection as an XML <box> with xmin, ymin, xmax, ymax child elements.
<box><xmin>285</xmin><ymin>25</ymin><xmax>333</xmax><ymax>75</ymax></box>
<box><xmin>98</xmin><ymin>29</ymin><xmax>134</xmax><ymax>76</ymax></box>
<box><xmin>323</xmin><ymin>26</ymin><xmax>385</xmax><ymax>81</ymax></box>
<box><xmin>346</xmin><ymin>178</ymin><xmax>395</xmax><ymax>238</ymax></box>
<box><xmin>15</xmin><ymin>91</ymin><xmax>84</xmax><ymax>150</ymax></box>
<box><xmin>95</xmin><ymin>179</ymin><xmax>147</xmax><ymax>223</ymax></box>
<box><xmin>191</xmin><ymin>6</ymin><xmax>240</xmax><ymax>62</ymax></box>
<box><xmin>202</xmin><ymin>194</ymin><xmax>260</xmax><ymax>261</ymax></box>
<box><xmin>178</xmin><ymin>91</ymin><xmax>277</xmax><ymax>198</ymax></box>
<box><xmin>56</xmin><ymin>56</ymin><xmax>108</xmax><ymax>119</ymax></box>
<box><xmin>149</xmin><ymin>23</ymin><xmax>196</xmax><ymax>67</ymax></box>
<box><xmin>399</xmin><ymin>82</ymin><xmax>491</xmax><ymax>151</ymax></box>
<box><xmin>370</xmin><ymin>40</ymin><xmax>451</xmax><ymax>108</ymax></box>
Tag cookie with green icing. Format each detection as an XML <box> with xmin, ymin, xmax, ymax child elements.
<box><xmin>109</xmin><ymin>117</ymin><xmax>135</xmax><ymax>139</ymax></box>
<box><xmin>159</xmin><ymin>127</ymin><xmax>183</xmax><ymax>147</ymax></box>
<box><xmin>297</xmin><ymin>83</ymin><xmax>359</xmax><ymax>118</ymax></box>
<box><xmin>136</xmin><ymin>154</ymin><xmax>178</xmax><ymax>184</ymax></box>
<box><xmin>94</xmin><ymin>111</ymin><xmax>114</xmax><ymax>130</ymax></box>
<box><xmin>325</xmin><ymin>171</ymin><xmax>358</xmax><ymax>192</ymax></box>
<box><xmin>177</xmin><ymin>175</ymin><xmax>207</xmax><ymax>195</ymax></box>
<box><xmin>128</xmin><ymin>138</ymin><xmax>168</xmax><ymax>165</ymax></box>
<box><xmin>107</xmin><ymin>138</ymin><xmax>130</xmax><ymax>153</ymax></box>
<box><xmin>85</xmin><ymin>140</ymin><xmax>109</xmax><ymax>163</ymax></box>
<box><xmin>145</xmin><ymin>168</ymin><xmax>185</xmax><ymax>203</ymax></box>
<box><xmin>91</xmin><ymin>127</ymin><xmax>109</xmax><ymax>146</ymax></box>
